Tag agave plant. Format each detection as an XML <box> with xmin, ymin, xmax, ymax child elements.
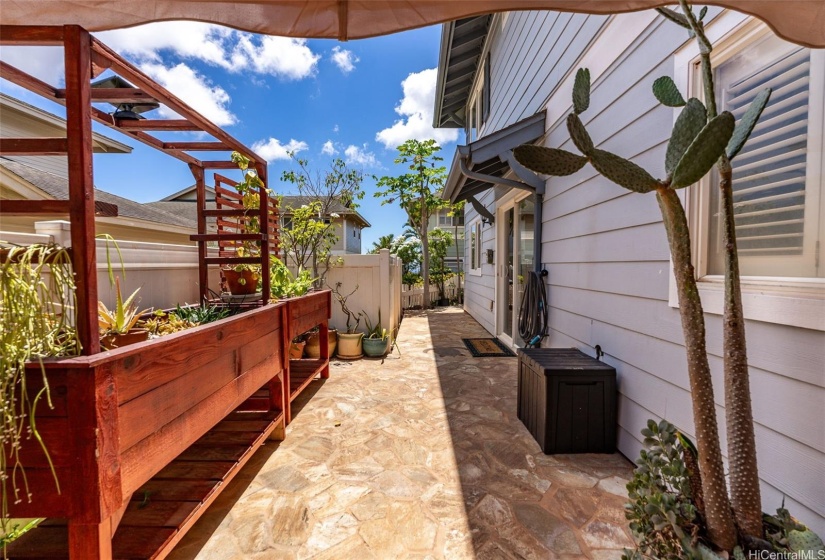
<box><xmin>98</xmin><ymin>277</ymin><xmax>150</xmax><ymax>335</ymax></box>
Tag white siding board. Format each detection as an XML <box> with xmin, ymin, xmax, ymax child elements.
<box><xmin>542</xmin><ymin>222</ymin><xmax>670</xmax><ymax>263</ymax></box>
<box><xmin>546</xmin><ymin>262</ymin><xmax>670</xmax><ymax>300</ymax></box>
<box><xmin>545</xmin><ymin>190</ymin><xmax>662</xmax><ymax>242</ymax></box>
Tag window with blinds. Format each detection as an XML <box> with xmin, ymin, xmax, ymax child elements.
<box><xmin>707</xmin><ymin>34</ymin><xmax>823</xmax><ymax>278</ymax></box>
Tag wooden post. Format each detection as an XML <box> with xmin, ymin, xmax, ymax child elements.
<box><xmin>64</xmin><ymin>25</ymin><xmax>99</xmax><ymax>355</ymax></box>
<box><xmin>190</xmin><ymin>164</ymin><xmax>208</xmax><ymax>303</ymax></box>
<box><xmin>257</xmin><ymin>161</ymin><xmax>270</xmax><ymax>304</ymax></box>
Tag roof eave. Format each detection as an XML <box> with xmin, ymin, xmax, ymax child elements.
<box><xmin>433</xmin><ymin>21</ymin><xmax>457</xmax><ymax>129</ymax></box>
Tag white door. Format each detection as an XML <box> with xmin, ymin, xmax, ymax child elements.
<box><xmin>496</xmin><ymin>194</ymin><xmax>536</xmax><ymax>348</ymax></box>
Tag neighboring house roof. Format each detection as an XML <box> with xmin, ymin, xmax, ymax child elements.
<box><xmin>279</xmin><ymin>195</ymin><xmax>371</xmax><ymax>228</ymax></box>
<box><xmin>0</xmin><ymin>159</ymin><xmax>194</xmax><ymax>229</ymax></box>
<box><xmin>433</xmin><ymin>16</ymin><xmax>492</xmax><ymax>129</ymax></box>
<box><xmin>0</xmin><ymin>93</ymin><xmax>132</xmax><ymax>154</ymax></box>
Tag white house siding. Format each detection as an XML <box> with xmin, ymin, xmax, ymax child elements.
<box><xmin>461</xmin><ymin>11</ymin><xmax>825</xmax><ymax>533</ymax></box>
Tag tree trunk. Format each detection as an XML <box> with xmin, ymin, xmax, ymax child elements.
<box><xmin>718</xmin><ymin>162</ymin><xmax>763</xmax><ymax>538</ymax></box>
<box><xmin>421</xmin><ymin>193</ymin><xmax>430</xmax><ymax>309</ymax></box>
<box><xmin>656</xmin><ymin>188</ymin><xmax>737</xmax><ymax>551</ymax></box>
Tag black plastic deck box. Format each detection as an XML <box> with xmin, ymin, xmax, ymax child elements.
<box><xmin>517</xmin><ymin>348</ymin><xmax>617</xmax><ymax>454</ymax></box>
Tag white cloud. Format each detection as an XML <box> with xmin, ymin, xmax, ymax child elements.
<box><xmin>253</xmin><ymin>138</ymin><xmax>309</xmax><ymax>162</ymax></box>
<box><xmin>321</xmin><ymin>140</ymin><xmax>338</xmax><ymax>156</ymax></box>
<box><xmin>330</xmin><ymin>47</ymin><xmax>358</xmax><ymax>74</ymax></box>
<box><xmin>376</xmin><ymin>68</ymin><xmax>459</xmax><ymax>149</ymax></box>
<box><xmin>344</xmin><ymin>144</ymin><xmax>378</xmax><ymax>167</ymax></box>
<box><xmin>97</xmin><ymin>22</ymin><xmax>319</xmax><ymax>80</ymax></box>
<box><xmin>333</xmin><ymin>124</ymin><xmax>340</xmax><ymax>133</ymax></box>
<box><xmin>0</xmin><ymin>46</ymin><xmax>64</xmax><ymax>85</ymax></box>
<box><xmin>141</xmin><ymin>62</ymin><xmax>235</xmax><ymax>126</ymax></box>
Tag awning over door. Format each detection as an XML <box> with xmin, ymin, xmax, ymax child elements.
<box><xmin>442</xmin><ymin>111</ymin><xmax>546</xmax><ymax>205</ymax></box>
<box><xmin>1</xmin><ymin>1</ymin><xmax>823</xmax><ymax>47</ymax></box>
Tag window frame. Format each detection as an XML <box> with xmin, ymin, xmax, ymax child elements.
<box><xmin>671</xmin><ymin>13</ymin><xmax>825</xmax><ymax>331</ymax></box>
<box><xmin>468</xmin><ymin>219</ymin><xmax>483</xmax><ymax>276</ymax></box>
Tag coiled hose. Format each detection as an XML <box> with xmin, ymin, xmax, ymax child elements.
<box><xmin>518</xmin><ymin>270</ymin><xmax>548</xmax><ymax>348</ymax></box>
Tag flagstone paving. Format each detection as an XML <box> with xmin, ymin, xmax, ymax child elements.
<box><xmin>169</xmin><ymin>308</ymin><xmax>635</xmax><ymax>559</ymax></box>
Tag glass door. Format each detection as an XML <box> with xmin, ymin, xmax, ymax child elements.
<box><xmin>497</xmin><ymin>195</ymin><xmax>536</xmax><ymax>347</ymax></box>
<box><xmin>503</xmin><ymin>207</ymin><xmax>515</xmax><ymax>339</ymax></box>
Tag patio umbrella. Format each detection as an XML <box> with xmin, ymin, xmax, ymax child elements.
<box><xmin>2</xmin><ymin>0</ymin><xmax>823</xmax><ymax>47</ymax></box>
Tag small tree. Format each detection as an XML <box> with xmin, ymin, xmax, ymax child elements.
<box><xmin>375</xmin><ymin>139</ymin><xmax>447</xmax><ymax>308</ymax></box>
<box><xmin>368</xmin><ymin>234</ymin><xmax>396</xmax><ymax>254</ymax></box>
<box><xmin>281</xmin><ymin>155</ymin><xmax>365</xmax><ymax>285</ymax></box>
<box><xmin>428</xmin><ymin>228</ymin><xmax>454</xmax><ymax>301</ymax></box>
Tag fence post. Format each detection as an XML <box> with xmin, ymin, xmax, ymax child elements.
<box><xmin>379</xmin><ymin>249</ymin><xmax>391</xmax><ymax>337</ymax></box>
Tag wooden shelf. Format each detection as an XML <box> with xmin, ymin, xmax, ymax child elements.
<box><xmin>7</xmin><ymin>409</ymin><xmax>284</xmax><ymax>560</ymax></box>
<box><xmin>288</xmin><ymin>358</ymin><xmax>327</xmax><ymax>402</ymax></box>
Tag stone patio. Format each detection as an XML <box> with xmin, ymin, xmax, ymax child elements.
<box><xmin>169</xmin><ymin>308</ymin><xmax>635</xmax><ymax>559</ymax></box>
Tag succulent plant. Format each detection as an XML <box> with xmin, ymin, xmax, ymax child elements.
<box><xmin>573</xmin><ymin>67</ymin><xmax>591</xmax><ymax>114</ymax></box>
<box><xmin>670</xmin><ymin>112</ymin><xmax>735</xmax><ymax>188</ymax></box>
<box><xmin>654</xmin><ymin>76</ymin><xmax>687</xmax><ymax>107</ymax></box>
<box><xmin>788</xmin><ymin>529</ymin><xmax>825</xmax><ymax>554</ymax></box>
<box><xmin>567</xmin><ymin>113</ymin><xmax>595</xmax><ymax>156</ymax></box>
<box><xmin>511</xmin><ymin>145</ymin><xmax>587</xmax><ymax>176</ymax></box>
<box><xmin>727</xmin><ymin>88</ymin><xmax>772</xmax><ymax>160</ymax></box>
<box><xmin>590</xmin><ymin>149</ymin><xmax>660</xmax><ymax>193</ymax></box>
<box><xmin>666</xmin><ymin>98</ymin><xmax>708</xmax><ymax>174</ymax></box>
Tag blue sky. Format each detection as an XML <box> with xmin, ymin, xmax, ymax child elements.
<box><xmin>0</xmin><ymin>22</ymin><xmax>463</xmax><ymax>249</ymax></box>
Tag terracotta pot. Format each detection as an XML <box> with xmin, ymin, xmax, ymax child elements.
<box><xmin>363</xmin><ymin>337</ymin><xmax>389</xmax><ymax>357</ymax></box>
<box><xmin>289</xmin><ymin>340</ymin><xmax>306</xmax><ymax>360</ymax></box>
<box><xmin>100</xmin><ymin>329</ymin><xmax>149</xmax><ymax>350</ymax></box>
<box><xmin>223</xmin><ymin>268</ymin><xmax>260</xmax><ymax>295</ymax></box>
<box><xmin>305</xmin><ymin>328</ymin><xmax>337</xmax><ymax>358</ymax></box>
<box><xmin>337</xmin><ymin>332</ymin><xmax>364</xmax><ymax>360</ymax></box>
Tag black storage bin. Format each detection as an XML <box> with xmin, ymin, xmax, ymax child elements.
<box><xmin>517</xmin><ymin>348</ymin><xmax>617</xmax><ymax>454</ymax></box>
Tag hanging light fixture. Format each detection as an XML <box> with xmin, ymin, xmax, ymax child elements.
<box><xmin>91</xmin><ymin>75</ymin><xmax>160</xmax><ymax>120</ymax></box>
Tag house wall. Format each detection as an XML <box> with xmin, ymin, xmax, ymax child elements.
<box><xmin>461</xmin><ymin>10</ymin><xmax>825</xmax><ymax>533</ymax></box>
<box><xmin>0</xmin><ymin>105</ymin><xmax>70</xmax><ymax>178</ymax></box>
<box><xmin>345</xmin><ymin>217</ymin><xmax>362</xmax><ymax>254</ymax></box>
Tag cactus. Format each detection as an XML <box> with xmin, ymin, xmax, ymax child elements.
<box><xmin>671</xmin><ymin>112</ymin><xmax>735</xmax><ymax>189</ymax></box>
<box><xmin>657</xmin><ymin>6</ymin><xmax>691</xmax><ymax>28</ymax></box>
<box><xmin>727</xmin><ymin>88</ymin><xmax>772</xmax><ymax>160</ymax></box>
<box><xmin>788</xmin><ymin>529</ymin><xmax>825</xmax><ymax>553</ymax></box>
<box><xmin>653</xmin><ymin>76</ymin><xmax>687</xmax><ymax>107</ymax></box>
<box><xmin>667</xmin><ymin>98</ymin><xmax>708</xmax><ymax>174</ymax></box>
<box><xmin>567</xmin><ymin>113</ymin><xmax>595</xmax><ymax>155</ymax></box>
<box><xmin>513</xmin><ymin>145</ymin><xmax>587</xmax><ymax>176</ymax></box>
<box><xmin>589</xmin><ymin>149</ymin><xmax>660</xmax><ymax>193</ymax></box>
<box><xmin>573</xmin><ymin>68</ymin><xmax>591</xmax><ymax>115</ymax></box>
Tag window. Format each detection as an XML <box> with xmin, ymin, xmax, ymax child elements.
<box><xmin>468</xmin><ymin>220</ymin><xmax>483</xmax><ymax>275</ymax></box>
<box><xmin>675</xmin><ymin>16</ymin><xmax>825</xmax><ymax>331</ymax></box>
<box><xmin>281</xmin><ymin>216</ymin><xmax>293</xmax><ymax>230</ymax></box>
<box><xmin>438</xmin><ymin>212</ymin><xmax>465</xmax><ymax>227</ymax></box>
<box><xmin>706</xmin><ymin>35</ymin><xmax>823</xmax><ymax>278</ymax></box>
<box><xmin>466</xmin><ymin>51</ymin><xmax>491</xmax><ymax>141</ymax></box>
<box><xmin>482</xmin><ymin>53</ymin><xmax>491</xmax><ymax>124</ymax></box>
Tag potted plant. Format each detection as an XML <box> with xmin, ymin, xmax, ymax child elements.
<box><xmin>330</xmin><ymin>282</ymin><xmax>363</xmax><ymax>359</ymax></box>
<box><xmin>223</xmin><ymin>262</ymin><xmax>261</xmax><ymax>296</ymax></box>
<box><xmin>270</xmin><ymin>257</ymin><xmax>314</xmax><ymax>300</ymax></box>
<box><xmin>304</xmin><ymin>325</ymin><xmax>338</xmax><ymax>358</ymax></box>
<box><xmin>98</xmin><ymin>277</ymin><xmax>150</xmax><ymax>349</ymax></box>
<box><xmin>290</xmin><ymin>333</ymin><xmax>307</xmax><ymax>359</ymax></box>
<box><xmin>362</xmin><ymin>309</ymin><xmax>389</xmax><ymax>357</ymax></box>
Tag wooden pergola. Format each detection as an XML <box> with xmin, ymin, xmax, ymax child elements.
<box><xmin>0</xmin><ymin>24</ymin><xmax>279</xmax><ymax>355</ymax></box>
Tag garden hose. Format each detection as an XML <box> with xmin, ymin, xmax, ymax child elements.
<box><xmin>518</xmin><ymin>270</ymin><xmax>548</xmax><ymax>348</ymax></box>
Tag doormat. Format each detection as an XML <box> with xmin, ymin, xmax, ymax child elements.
<box><xmin>462</xmin><ymin>338</ymin><xmax>516</xmax><ymax>357</ymax></box>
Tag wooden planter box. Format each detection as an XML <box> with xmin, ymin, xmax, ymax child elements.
<box><xmin>284</xmin><ymin>290</ymin><xmax>332</xmax><ymax>423</ymax></box>
<box><xmin>7</xmin><ymin>302</ymin><xmax>288</xmax><ymax>559</ymax></box>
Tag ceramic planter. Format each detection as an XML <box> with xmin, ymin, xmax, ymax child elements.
<box><xmin>289</xmin><ymin>340</ymin><xmax>306</xmax><ymax>359</ymax></box>
<box><xmin>337</xmin><ymin>332</ymin><xmax>364</xmax><ymax>360</ymax></box>
<box><xmin>362</xmin><ymin>337</ymin><xmax>389</xmax><ymax>357</ymax></box>
<box><xmin>305</xmin><ymin>328</ymin><xmax>337</xmax><ymax>358</ymax></box>
<box><xmin>223</xmin><ymin>268</ymin><xmax>260</xmax><ymax>295</ymax></box>
<box><xmin>100</xmin><ymin>328</ymin><xmax>149</xmax><ymax>349</ymax></box>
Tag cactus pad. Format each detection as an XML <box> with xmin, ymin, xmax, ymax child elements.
<box><xmin>567</xmin><ymin>113</ymin><xmax>595</xmax><ymax>156</ymax></box>
<box><xmin>653</xmin><ymin>76</ymin><xmax>687</xmax><ymax>107</ymax></box>
<box><xmin>671</xmin><ymin>112</ymin><xmax>735</xmax><ymax>189</ymax></box>
<box><xmin>666</xmin><ymin>98</ymin><xmax>707</xmax><ymax>174</ymax></box>
<box><xmin>573</xmin><ymin>68</ymin><xmax>591</xmax><ymax>115</ymax></box>
<box><xmin>589</xmin><ymin>149</ymin><xmax>659</xmax><ymax>193</ymax></box>
<box><xmin>788</xmin><ymin>529</ymin><xmax>825</xmax><ymax>553</ymax></box>
<box><xmin>657</xmin><ymin>7</ymin><xmax>691</xmax><ymax>28</ymax></box>
<box><xmin>513</xmin><ymin>145</ymin><xmax>588</xmax><ymax>176</ymax></box>
<box><xmin>727</xmin><ymin>87</ymin><xmax>772</xmax><ymax>160</ymax></box>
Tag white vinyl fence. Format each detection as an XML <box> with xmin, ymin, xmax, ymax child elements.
<box><xmin>400</xmin><ymin>275</ymin><xmax>460</xmax><ymax>309</ymax></box>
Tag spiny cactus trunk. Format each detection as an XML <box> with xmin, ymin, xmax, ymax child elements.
<box><xmin>718</xmin><ymin>163</ymin><xmax>763</xmax><ymax>538</ymax></box>
<box><xmin>656</xmin><ymin>187</ymin><xmax>738</xmax><ymax>551</ymax></box>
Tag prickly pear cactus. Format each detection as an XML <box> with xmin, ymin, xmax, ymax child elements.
<box><xmin>727</xmin><ymin>88</ymin><xmax>772</xmax><ymax>160</ymax></box>
<box><xmin>573</xmin><ymin>68</ymin><xmax>591</xmax><ymax>115</ymax></box>
<box><xmin>788</xmin><ymin>529</ymin><xmax>825</xmax><ymax>554</ymax></box>
<box><xmin>590</xmin><ymin>149</ymin><xmax>660</xmax><ymax>193</ymax></box>
<box><xmin>671</xmin><ymin>112</ymin><xmax>735</xmax><ymax>189</ymax></box>
<box><xmin>654</xmin><ymin>76</ymin><xmax>687</xmax><ymax>107</ymax></box>
<box><xmin>567</xmin><ymin>113</ymin><xmax>595</xmax><ymax>155</ymax></box>
<box><xmin>666</xmin><ymin>98</ymin><xmax>707</xmax><ymax>174</ymax></box>
<box><xmin>513</xmin><ymin>145</ymin><xmax>587</xmax><ymax>176</ymax></box>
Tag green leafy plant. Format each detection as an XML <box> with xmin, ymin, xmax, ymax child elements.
<box><xmin>171</xmin><ymin>303</ymin><xmax>231</xmax><ymax>325</ymax></box>
<box><xmin>363</xmin><ymin>309</ymin><xmax>388</xmax><ymax>340</ymax></box>
<box><xmin>329</xmin><ymin>282</ymin><xmax>362</xmax><ymax>333</ymax></box>
<box><xmin>97</xmin><ymin>277</ymin><xmax>150</xmax><ymax>335</ymax></box>
<box><xmin>1</xmin><ymin>242</ymin><xmax>81</xmax><ymax>532</ymax></box>
<box><xmin>270</xmin><ymin>258</ymin><xmax>315</xmax><ymax>299</ymax></box>
<box><xmin>141</xmin><ymin>310</ymin><xmax>196</xmax><ymax>337</ymax></box>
